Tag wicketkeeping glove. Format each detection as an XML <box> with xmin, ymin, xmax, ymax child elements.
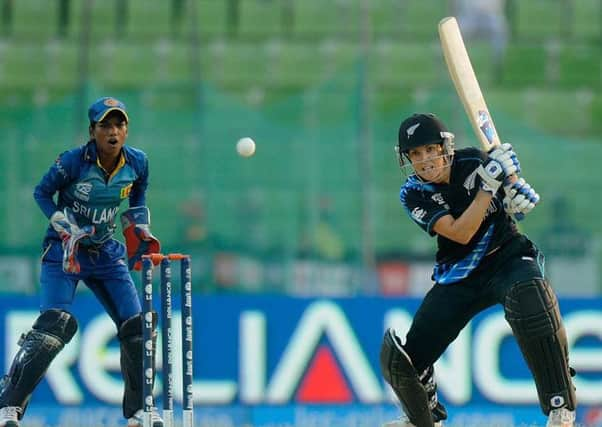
<box><xmin>50</xmin><ymin>208</ymin><xmax>95</xmax><ymax>274</ymax></box>
<box><xmin>488</xmin><ymin>143</ymin><xmax>521</xmax><ymax>178</ymax></box>
<box><xmin>120</xmin><ymin>206</ymin><xmax>161</xmax><ymax>271</ymax></box>
<box><xmin>503</xmin><ymin>178</ymin><xmax>540</xmax><ymax>219</ymax></box>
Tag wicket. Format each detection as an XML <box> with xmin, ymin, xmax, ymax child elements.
<box><xmin>141</xmin><ymin>253</ymin><xmax>194</xmax><ymax>427</ymax></box>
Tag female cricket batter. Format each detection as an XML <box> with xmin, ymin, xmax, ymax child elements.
<box><xmin>0</xmin><ymin>97</ymin><xmax>163</xmax><ymax>427</ymax></box>
<box><xmin>380</xmin><ymin>113</ymin><xmax>576</xmax><ymax>427</ymax></box>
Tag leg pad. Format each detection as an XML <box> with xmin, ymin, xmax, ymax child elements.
<box><xmin>119</xmin><ymin>312</ymin><xmax>157</xmax><ymax>419</ymax></box>
<box><xmin>0</xmin><ymin>310</ymin><xmax>77</xmax><ymax>413</ymax></box>
<box><xmin>505</xmin><ymin>279</ymin><xmax>577</xmax><ymax>413</ymax></box>
<box><xmin>380</xmin><ymin>328</ymin><xmax>435</xmax><ymax>427</ymax></box>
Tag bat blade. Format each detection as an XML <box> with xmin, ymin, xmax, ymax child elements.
<box><xmin>438</xmin><ymin>16</ymin><xmax>500</xmax><ymax>151</ymax></box>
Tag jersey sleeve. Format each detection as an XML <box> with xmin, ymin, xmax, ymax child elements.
<box><xmin>33</xmin><ymin>150</ymin><xmax>78</xmax><ymax>218</ymax></box>
<box><xmin>400</xmin><ymin>187</ymin><xmax>449</xmax><ymax>236</ymax></box>
<box><xmin>128</xmin><ymin>153</ymin><xmax>148</xmax><ymax>207</ymax></box>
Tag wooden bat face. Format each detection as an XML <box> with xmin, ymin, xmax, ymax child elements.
<box><xmin>438</xmin><ymin>16</ymin><xmax>501</xmax><ymax>151</ymax></box>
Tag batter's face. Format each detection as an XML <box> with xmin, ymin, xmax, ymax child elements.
<box><xmin>90</xmin><ymin>111</ymin><xmax>128</xmax><ymax>157</ymax></box>
<box><xmin>407</xmin><ymin>143</ymin><xmax>450</xmax><ymax>184</ymax></box>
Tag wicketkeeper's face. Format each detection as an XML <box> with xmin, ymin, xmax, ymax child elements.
<box><xmin>90</xmin><ymin>111</ymin><xmax>128</xmax><ymax>156</ymax></box>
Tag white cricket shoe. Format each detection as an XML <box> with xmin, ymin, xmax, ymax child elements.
<box><xmin>0</xmin><ymin>406</ymin><xmax>20</xmax><ymax>427</ymax></box>
<box><xmin>127</xmin><ymin>408</ymin><xmax>164</xmax><ymax>427</ymax></box>
<box><xmin>546</xmin><ymin>408</ymin><xmax>576</xmax><ymax>427</ymax></box>
<box><xmin>382</xmin><ymin>418</ymin><xmax>443</xmax><ymax>427</ymax></box>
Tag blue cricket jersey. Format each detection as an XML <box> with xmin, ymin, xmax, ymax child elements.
<box><xmin>34</xmin><ymin>140</ymin><xmax>149</xmax><ymax>245</ymax></box>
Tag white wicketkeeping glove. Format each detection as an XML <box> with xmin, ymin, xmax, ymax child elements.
<box><xmin>50</xmin><ymin>208</ymin><xmax>95</xmax><ymax>273</ymax></box>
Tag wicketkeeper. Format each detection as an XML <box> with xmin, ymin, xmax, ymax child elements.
<box><xmin>380</xmin><ymin>113</ymin><xmax>576</xmax><ymax>427</ymax></box>
<box><xmin>0</xmin><ymin>97</ymin><xmax>164</xmax><ymax>427</ymax></box>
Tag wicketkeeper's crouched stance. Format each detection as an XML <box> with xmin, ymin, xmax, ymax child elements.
<box><xmin>0</xmin><ymin>97</ymin><xmax>164</xmax><ymax>427</ymax></box>
<box><xmin>380</xmin><ymin>114</ymin><xmax>576</xmax><ymax>427</ymax></box>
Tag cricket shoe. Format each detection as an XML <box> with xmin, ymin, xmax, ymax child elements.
<box><xmin>546</xmin><ymin>408</ymin><xmax>576</xmax><ymax>427</ymax></box>
<box><xmin>382</xmin><ymin>417</ymin><xmax>443</xmax><ymax>427</ymax></box>
<box><xmin>0</xmin><ymin>406</ymin><xmax>20</xmax><ymax>427</ymax></box>
<box><xmin>127</xmin><ymin>408</ymin><xmax>164</xmax><ymax>427</ymax></box>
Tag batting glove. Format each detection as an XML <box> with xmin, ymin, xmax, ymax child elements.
<box><xmin>503</xmin><ymin>178</ymin><xmax>540</xmax><ymax>219</ymax></box>
<box><xmin>477</xmin><ymin>157</ymin><xmax>506</xmax><ymax>195</ymax></box>
<box><xmin>488</xmin><ymin>143</ymin><xmax>521</xmax><ymax>178</ymax></box>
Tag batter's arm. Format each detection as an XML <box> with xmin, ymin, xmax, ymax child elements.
<box><xmin>432</xmin><ymin>190</ymin><xmax>493</xmax><ymax>245</ymax></box>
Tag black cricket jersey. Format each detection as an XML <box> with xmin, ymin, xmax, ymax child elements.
<box><xmin>399</xmin><ymin>147</ymin><xmax>518</xmax><ymax>284</ymax></box>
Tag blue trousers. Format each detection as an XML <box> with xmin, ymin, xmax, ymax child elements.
<box><xmin>40</xmin><ymin>238</ymin><xmax>141</xmax><ymax>327</ymax></box>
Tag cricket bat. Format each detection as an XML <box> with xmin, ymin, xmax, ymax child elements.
<box><xmin>439</xmin><ymin>16</ymin><xmax>528</xmax><ymax>220</ymax></box>
<box><xmin>438</xmin><ymin>16</ymin><xmax>500</xmax><ymax>151</ymax></box>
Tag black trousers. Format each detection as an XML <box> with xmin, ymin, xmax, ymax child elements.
<box><xmin>404</xmin><ymin>234</ymin><xmax>547</xmax><ymax>373</ymax></box>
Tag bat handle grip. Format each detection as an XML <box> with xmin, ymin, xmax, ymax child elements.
<box><xmin>505</xmin><ymin>173</ymin><xmax>519</xmax><ymax>185</ymax></box>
